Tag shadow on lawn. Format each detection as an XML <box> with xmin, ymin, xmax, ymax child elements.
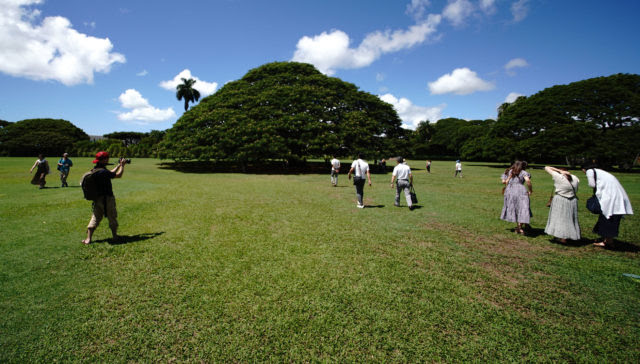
<box><xmin>158</xmin><ymin>160</ymin><xmax>390</xmax><ymax>175</ymax></box>
<box><xmin>92</xmin><ymin>232</ymin><xmax>165</xmax><ymax>245</ymax></box>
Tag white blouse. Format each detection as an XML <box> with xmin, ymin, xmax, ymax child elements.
<box><xmin>586</xmin><ymin>169</ymin><xmax>633</xmax><ymax>218</ymax></box>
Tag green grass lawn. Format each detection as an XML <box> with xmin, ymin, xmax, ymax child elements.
<box><xmin>1</xmin><ymin>157</ymin><xmax>639</xmax><ymax>362</ymax></box>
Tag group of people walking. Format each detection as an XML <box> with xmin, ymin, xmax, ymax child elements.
<box><xmin>500</xmin><ymin>160</ymin><xmax>633</xmax><ymax>247</ymax></box>
<box><xmin>29</xmin><ymin>153</ymin><xmax>73</xmax><ymax>189</ymax></box>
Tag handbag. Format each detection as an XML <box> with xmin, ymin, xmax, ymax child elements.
<box><xmin>586</xmin><ymin>169</ymin><xmax>602</xmax><ymax>214</ymax></box>
<box><xmin>410</xmin><ymin>185</ymin><xmax>418</xmax><ymax>204</ymax></box>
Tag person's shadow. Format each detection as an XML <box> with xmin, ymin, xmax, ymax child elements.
<box><xmin>364</xmin><ymin>205</ymin><xmax>385</xmax><ymax>208</ymax></box>
<box><xmin>92</xmin><ymin>232</ymin><xmax>165</xmax><ymax>245</ymax></box>
<box><xmin>601</xmin><ymin>240</ymin><xmax>640</xmax><ymax>252</ymax></box>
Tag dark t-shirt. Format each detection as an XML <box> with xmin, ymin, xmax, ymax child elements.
<box><xmin>92</xmin><ymin>167</ymin><xmax>117</xmax><ymax>197</ymax></box>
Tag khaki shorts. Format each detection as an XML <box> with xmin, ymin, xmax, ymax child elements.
<box><xmin>87</xmin><ymin>195</ymin><xmax>118</xmax><ymax>230</ymax></box>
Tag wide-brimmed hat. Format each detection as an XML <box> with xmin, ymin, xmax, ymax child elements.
<box><xmin>92</xmin><ymin>151</ymin><xmax>109</xmax><ymax>163</ymax></box>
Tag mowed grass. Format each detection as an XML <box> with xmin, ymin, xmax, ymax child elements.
<box><xmin>1</xmin><ymin>157</ymin><xmax>639</xmax><ymax>362</ymax></box>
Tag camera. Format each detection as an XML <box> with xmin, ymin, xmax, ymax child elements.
<box><xmin>119</xmin><ymin>157</ymin><xmax>132</xmax><ymax>164</ymax></box>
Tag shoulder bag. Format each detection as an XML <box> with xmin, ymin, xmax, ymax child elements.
<box><xmin>586</xmin><ymin>169</ymin><xmax>602</xmax><ymax>214</ymax></box>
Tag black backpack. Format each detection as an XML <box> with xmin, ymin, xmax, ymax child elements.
<box><xmin>81</xmin><ymin>168</ymin><xmax>103</xmax><ymax>201</ymax></box>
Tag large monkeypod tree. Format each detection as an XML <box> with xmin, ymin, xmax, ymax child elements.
<box><xmin>159</xmin><ymin>62</ymin><xmax>405</xmax><ymax>163</ymax></box>
<box><xmin>0</xmin><ymin>118</ymin><xmax>89</xmax><ymax>156</ymax></box>
<box><xmin>493</xmin><ymin>73</ymin><xmax>640</xmax><ymax>166</ymax></box>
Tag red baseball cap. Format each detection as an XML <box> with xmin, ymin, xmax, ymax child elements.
<box><xmin>92</xmin><ymin>151</ymin><xmax>109</xmax><ymax>163</ymax></box>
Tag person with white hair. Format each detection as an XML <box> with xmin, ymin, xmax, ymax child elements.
<box><xmin>57</xmin><ymin>152</ymin><xmax>73</xmax><ymax>187</ymax></box>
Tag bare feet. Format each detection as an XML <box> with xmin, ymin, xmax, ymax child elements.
<box><xmin>82</xmin><ymin>239</ymin><xmax>91</xmax><ymax>245</ymax></box>
<box><xmin>593</xmin><ymin>241</ymin><xmax>606</xmax><ymax>247</ymax></box>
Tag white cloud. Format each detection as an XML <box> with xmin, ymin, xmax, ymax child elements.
<box><xmin>479</xmin><ymin>0</ymin><xmax>497</xmax><ymax>14</ymax></box>
<box><xmin>292</xmin><ymin>14</ymin><xmax>441</xmax><ymax>75</ymax></box>
<box><xmin>117</xmin><ymin>89</ymin><xmax>176</xmax><ymax>123</ymax></box>
<box><xmin>504</xmin><ymin>57</ymin><xmax>529</xmax><ymax>75</ymax></box>
<box><xmin>511</xmin><ymin>0</ymin><xmax>530</xmax><ymax>22</ymax></box>
<box><xmin>406</xmin><ymin>0</ymin><xmax>431</xmax><ymax>21</ymax></box>
<box><xmin>379</xmin><ymin>93</ymin><xmax>444</xmax><ymax>129</ymax></box>
<box><xmin>159</xmin><ymin>69</ymin><xmax>218</xmax><ymax>96</ymax></box>
<box><xmin>136</xmin><ymin>69</ymin><xmax>148</xmax><ymax>77</ymax></box>
<box><xmin>0</xmin><ymin>0</ymin><xmax>125</xmax><ymax>85</ymax></box>
<box><xmin>442</xmin><ymin>0</ymin><xmax>474</xmax><ymax>27</ymax></box>
<box><xmin>428</xmin><ymin>67</ymin><xmax>495</xmax><ymax>95</ymax></box>
<box><xmin>376</xmin><ymin>72</ymin><xmax>385</xmax><ymax>82</ymax></box>
<box><xmin>504</xmin><ymin>92</ymin><xmax>524</xmax><ymax>103</ymax></box>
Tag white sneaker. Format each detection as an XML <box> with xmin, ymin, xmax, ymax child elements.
<box><xmin>357</xmin><ymin>203</ymin><xmax>365</xmax><ymax>208</ymax></box>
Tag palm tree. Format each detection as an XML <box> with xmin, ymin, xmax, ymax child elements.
<box><xmin>176</xmin><ymin>78</ymin><xmax>201</xmax><ymax>111</ymax></box>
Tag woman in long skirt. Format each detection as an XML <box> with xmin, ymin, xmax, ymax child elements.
<box><xmin>544</xmin><ymin>166</ymin><xmax>580</xmax><ymax>243</ymax></box>
<box><xmin>29</xmin><ymin>154</ymin><xmax>49</xmax><ymax>189</ymax></box>
<box><xmin>501</xmin><ymin>160</ymin><xmax>533</xmax><ymax>234</ymax></box>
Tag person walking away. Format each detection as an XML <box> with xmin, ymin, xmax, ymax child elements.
<box><xmin>82</xmin><ymin>151</ymin><xmax>127</xmax><ymax>245</ymax></box>
<box><xmin>391</xmin><ymin>157</ymin><xmax>414</xmax><ymax>210</ymax></box>
<box><xmin>57</xmin><ymin>152</ymin><xmax>73</xmax><ymax>187</ymax></box>
<box><xmin>348</xmin><ymin>153</ymin><xmax>371</xmax><ymax>208</ymax></box>
<box><xmin>29</xmin><ymin>154</ymin><xmax>49</xmax><ymax>189</ymax></box>
<box><xmin>582</xmin><ymin>164</ymin><xmax>633</xmax><ymax>248</ymax></box>
<box><xmin>500</xmin><ymin>160</ymin><xmax>533</xmax><ymax>235</ymax></box>
<box><xmin>454</xmin><ymin>160</ymin><xmax>462</xmax><ymax>177</ymax></box>
<box><xmin>426</xmin><ymin>160</ymin><xmax>431</xmax><ymax>174</ymax></box>
<box><xmin>544</xmin><ymin>166</ymin><xmax>580</xmax><ymax>243</ymax></box>
<box><xmin>330</xmin><ymin>156</ymin><xmax>341</xmax><ymax>187</ymax></box>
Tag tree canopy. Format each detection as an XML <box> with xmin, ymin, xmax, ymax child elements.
<box><xmin>0</xmin><ymin>118</ymin><xmax>89</xmax><ymax>156</ymax></box>
<box><xmin>159</xmin><ymin>62</ymin><xmax>405</xmax><ymax>162</ymax></box>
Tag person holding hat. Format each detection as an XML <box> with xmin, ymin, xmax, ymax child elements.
<box><xmin>57</xmin><ymin>152</ymin><xmax>73</xmax><ymax>187</ymax></box>
<box><xmin>82</xmin><ymin>151</ymin><xmax>127</xmax><ymax>245</ymax></box>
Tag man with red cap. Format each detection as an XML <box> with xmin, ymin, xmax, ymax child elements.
<box><xmin>82</xmin><ymin>151</ymin><xmax>127</xmax><ymax>245</ymax></box>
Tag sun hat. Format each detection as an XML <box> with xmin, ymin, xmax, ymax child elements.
<box><xmin>92</xmin><ymin>151</ymin><xmax>109</xmax><ymax>163</ymax></box>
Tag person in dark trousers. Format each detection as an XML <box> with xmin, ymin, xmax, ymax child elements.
<box><xmin>57</xmin><ymin>152</ymin><xmax>73</xmax><ymax>187</ymax></box>
<box><xmin>82</xmin><ymin>151</ymin><xmax>127</xmax><ymax>245</ymax></box>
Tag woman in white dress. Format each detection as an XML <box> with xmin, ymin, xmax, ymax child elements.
<box><xmin>582</xmin><ymin>164</ymin><xmax>633</xmax><ymax>247</ymax></box>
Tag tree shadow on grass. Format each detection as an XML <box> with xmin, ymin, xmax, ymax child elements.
<box><xmin>158</xmin><ymin>160</ymin><xmax>390</xmax><ymax>175</ymax></box>
<box><xmin>92</xmin><ymin>232</ymin><xmax>165</xmax><ymax>245</ymax></box>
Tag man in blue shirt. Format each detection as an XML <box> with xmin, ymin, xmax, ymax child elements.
<box><xmin>57</xmin><ymin>152</ymin><xmax>73</xmax><ymax>187</ymax></box>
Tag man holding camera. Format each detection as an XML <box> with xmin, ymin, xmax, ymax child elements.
<box><xmin>82</xmin><ymin>151</ymin><xmax>127</xmax><ymax>245</ymax></box>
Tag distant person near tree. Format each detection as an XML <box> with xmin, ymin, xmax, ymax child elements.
<box><xmin>426</xmin><ymin>160</ymin><xmax>431</xmax><ymax>174</ymax></box>
<box><xmin>348</xmin><ymin>153</ymin><xmax>371</xmax><ymax>208</ymax></box>
<box><xmin>582</xmin><ymin>164</ymin><xmax>633</xmax><ymax>248</ymax></box>
<box><xmin>57</xmin><ymin>152</ymin><xmax>73</xmax><ymax>187</ymax></box>
<box><xmin>330</xmin><ymin>156</ymin><xmax>341</xmax><ymax>187</ymax></box>
<box><xmin>82</xmin><ymin>151</ymin><xmax>127</xmax><ymax>245</ymax></box>
<box><xmin>501</xmin><ymin>160</ymin><xmax>532</xmax><ymax>235</ymax></box>
<box><xmin>29</xmin><ymin>154</ymin><xmax>49</xmax><ymax>189</ymax></box>
<box><xmin>543</xmin><ymin>166</ymin><xmax>580</xmax><ymax>243</ymax></box>
<box><xmin>454</xmin><ymin>160</ymin><xmax>462</xmax><ymax>177</ymax></box>
<box><xmin>391</xmin><ymin>157</ymin><xmax>414</xmax><ymax>210</ymax></box>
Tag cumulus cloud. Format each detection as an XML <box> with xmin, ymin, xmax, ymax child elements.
<box><xmin>442</xmin><ymin>0</ymin><xmax>474</xmax><ymax>27</ymax></box>
<box><xmin>379</xmin><ymin>93</ymin><xmax>444</xmax><ymax>129</ymax></box>
<box><xmin>406</xmin><ymin>0</ymin><xmax>431</xmax><ymax>21</ymax></box>
<box><xmin>504</xmin><ymin>92</ymin><xmax>524</xmax><ymax>103</ymax></box>
<box><xmin>0</xmin><ymin>0</ymin><xmax>125</xmax><ymax>85</ymax></box>
<box><xmin>511</xmin><ymin>0</ymin><xmax>530</xmax><ymax>22</ymax></box>
<box><xmin>428</xmin><ymin>68</ymin><xmax>494</xmax><ymax>95</ymax></box>
<box><xmin>504</xmin><ymin>57</ymin><xmax>529</xmax><ymax>75</ymax></box>
<box><xmin>479</xmin><ymin>0</ymin><xmax>497</xmax><ymax>15</ymax></box>
<box><xmin>292</xmin><ymin>14</ymin><xmax>441</xmax><ymax>75</ymax></box>
<box><xmin>159</xmin><ymin>69</ymin><xmax>218</xmax><ymax>96</ymax></box>
<box><xmin>117</xmin><ymin>89</ymin><xmax>176</xmax><ymax>123</ymax></box>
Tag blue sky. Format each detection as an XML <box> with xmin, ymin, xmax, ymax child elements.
<box><xmin>1</xmin><ymin>0</ymin><xmax>639</xmax><ymax>135</ymax></box>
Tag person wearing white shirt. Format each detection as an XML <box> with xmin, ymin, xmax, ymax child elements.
<box><xmin>348</xmin><ymin>154</ymin><xmax>371</xmax><ymax>208</ymax></box>
<box><xmin>390</xmin><ymin>157</ymin><xmax>414</xmax><ymax>210</ymax></box>
<box><xmin>454</xmin><ymin>160</ymin><xmax>462</xmax><ymax>177</ymax></box>
<box><xmin>583</xmin><ymin>164</ymin><xmax>633</xmax><ymax>248</ymax></box>
<box><xmin>330</xmin><ymin>157</ymin><xmax>341</xmax><ymax>187</ymax></box>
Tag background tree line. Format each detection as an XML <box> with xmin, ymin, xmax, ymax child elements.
<box><xmin>1</xmin><ymin>69</ymin><xmax>638</xmax><ymax>168</ymax></box>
